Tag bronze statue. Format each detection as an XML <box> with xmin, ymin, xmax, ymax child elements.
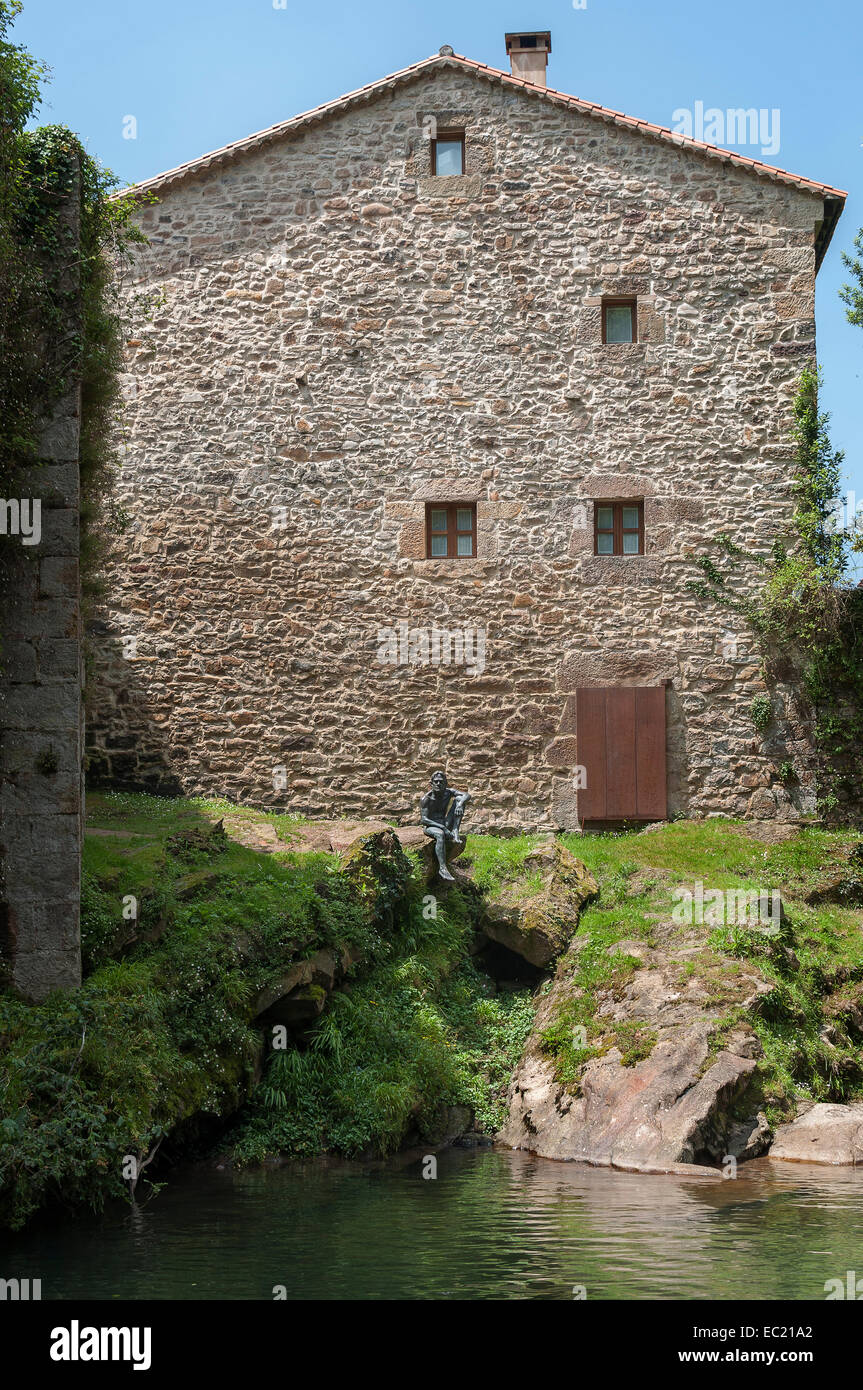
<box><xmin>420</xmin><ymin>769</ymin><xmax>470</xmax><ymax>881</ymax></box>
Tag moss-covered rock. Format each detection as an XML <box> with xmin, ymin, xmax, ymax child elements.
<box><xmin>252</xmin><ymin>946</ymin><xmax>365</xmax><ymax>1030</ymax></box>
<box><xmin>479</xmin><ymin>839</ymin><xmax>598</xmax><ymax>968</ymax></box>
<box><xmin>339</xmin><ymin>828</ymin><xmax>414</xmax><ymax>930</ymax></box>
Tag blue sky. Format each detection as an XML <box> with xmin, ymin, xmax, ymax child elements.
<box><xmin>17</xmin><ymin>0</ymin><xmax>863</xmax><ymax>567</ymax></box>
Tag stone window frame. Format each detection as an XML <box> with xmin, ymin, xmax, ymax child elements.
<box><xmin>388</xmin><ymin>477</ymin><xmax>518</xmax><ymax>563</ymax></box>
<box><xmin>570</xmin><ymin>473</ymin><xmax>704</xmax><ymax>570</ymax></box>
<box><xmin>407</xmin><ymin>113</ymin><xmax>491</xmax><ymax>195</ymax></box>
<box><xmin>576</xmin><ymin>282</ymin><xmax>665</xmax><ymax>348</ymax></box>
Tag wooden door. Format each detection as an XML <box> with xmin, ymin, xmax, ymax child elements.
<box><xmin>575</xmin><ymin>686</ymin><xmax>667</xmax><ymax>821</ymax></box>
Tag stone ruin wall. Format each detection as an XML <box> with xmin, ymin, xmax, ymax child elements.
<box><xmin>86</xmin><ymin>69</ymin><xmax>824</xmax><ymax>831</ymax></box>
<box><xmin>0</xmin><ymin>174</ymin><xmax>83</xmax><ymax>998</ymax></box>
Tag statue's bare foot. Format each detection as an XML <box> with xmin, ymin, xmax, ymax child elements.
<box><xmin>438</xmin><ymin>866</ymin><xmax>455</xmax><ymax>881</ymax></box>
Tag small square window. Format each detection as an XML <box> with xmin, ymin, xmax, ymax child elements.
<box><xmin>602</xmin><ymin>299</ymin><xmax>637</xmax><ymax>344</ymax></box>
<box><xmin>425</xmin><ymin>502</ymin><xmax>476</xmax><ymax>558</ymax></box>
<box><xmin>593</xmin><ymin>500</ymin><xmax>644</xmax><ymax>555</ymax></box>
<box><xmin>431</xmin><ymin>131</ymin><xmax>465</xmax><ymax>176</ymax></box>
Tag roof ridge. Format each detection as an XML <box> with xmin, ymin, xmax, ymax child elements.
<box><xmin>117</xmin><ymin>50</ymin><xmax>847</xmax><ymax>209</ymax></box>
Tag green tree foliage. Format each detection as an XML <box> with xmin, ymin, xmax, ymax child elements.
<box><xmin>788</xmin><ymin>367</ymin><xmax>847</xmax><ymax>580</ymax></box>
<box><xmin>687</xmin><ymin>369</ymin><xmax>863</xmax><ymax>819</ymax></box>
<box><xmin>0</xmin><ymin>0</ymin><xmax>49</xmax><ymax>463</ymax></box>
<box><xmin>839</xmin><ymin>229</ymin><xmax>863</xmax><ymax>557</ymax></box>
<box><xmin>840</xmin><ymin>227</ymin><xmax>863</xmax><ymax>330</ymax></box>
<box><xmin>0</xmin><ymin>0</ymin><xmax>145</xmax><ymax>605</ymax></box>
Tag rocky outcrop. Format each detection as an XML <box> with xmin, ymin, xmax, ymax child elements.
<box><xmin>248</xmin><ymin>829</ymin><xmax>415</xmax><ymax>1030</ymax></box>
<box><xmin>224</xmin><ymin>815</ymin><xmax>440</xmax><ymax>862</ymax></box>
<box><xmin>499</xmin><ymin>933</ymin><xmax>773</xmax><ymax>1172</ymax></box>
<box><xmin>166</xmin><ymin>820</ymin><xmax>229</xmax><ymax>860</ymax></box>
<box><xmin>338</xmin><ymin>822</ymin><xmax>465</xmax><ymax>886</ymax></box>
<box><xmin>769</xmin><ymin>1103</ymin><xmax>863</xmax><ymax>1165</ymax></box>
<box><xmin>479</xmin><ymin>840</ymin><xmax>598</xmax><ymax>968</ymax></box>
<box><xmin>411</xmin><ymin>828</ymin><xmax>467</xmax><ymax>886</ymax></box>
<box><xmin>740</xmin><ymin>822</ymin><xmax>804</xmax><ymax>846</ymax></box>
<box><xmin>252</xmin><ymin>945</ymin><xmax>362</xmax><ymax>1030</ymax></box>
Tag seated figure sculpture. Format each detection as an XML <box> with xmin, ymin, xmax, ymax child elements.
<box><xmin>420</xmin><ymin>769</ymin><xmax>470</xmax><ymax>882</ymax></box>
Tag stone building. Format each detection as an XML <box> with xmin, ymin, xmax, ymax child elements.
<box><xmin>87</xmin><ymin>33</ymin><xmax>846</xmax><ymax>831</ymax></box>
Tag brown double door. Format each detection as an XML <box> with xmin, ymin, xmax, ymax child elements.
<box><xmin>576</xmin><ymin>686</ymin><xmax>667</xmax><ymax>821</ymax></box>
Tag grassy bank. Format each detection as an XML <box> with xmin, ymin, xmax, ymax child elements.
<box><xmin>0</xmin><ymin>793</ymin><xmax>533</xmax><ymax>1229</ymax></box>
<box><xmin>519</xmin><ymin>823</ymin><xmax>863</xmax><ymax>1123</ymax></box>
<box><xmin>1</xmin><ymin>794</ymin><xmax>372</xmax><ymax>1228</ymax></box>
<box><xmin>1</xmin><ymin>796</ymin><xmax>861</xmax><ymax>1232</ymax></box>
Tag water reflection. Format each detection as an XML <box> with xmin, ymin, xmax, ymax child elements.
<box><xmin>6</xmin><ymin>1149</ymin><xmax>863</xmax><ymax>1300</ymax></box>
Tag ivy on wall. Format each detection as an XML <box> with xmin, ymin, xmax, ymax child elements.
<box><xmin>0</xmin><ymin>0</ymin><xmax>146</xmax><ymax>625</ymax></box>
<box><xmin>0</xmin><ymin>0</ymin><xmax>47</xmax><ymax>469</ymax></box>
<box><xmin>687</xmin><ymin>368</ymin><xmax>863</xmax><ymax>821</ymax></box>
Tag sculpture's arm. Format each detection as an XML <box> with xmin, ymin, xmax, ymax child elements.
<box><xmin>420</xmin><ymin>793</ymin><xmax>443</xmax><ymax>830</ymax></box>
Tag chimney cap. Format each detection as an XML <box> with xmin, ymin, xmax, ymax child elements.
<box><xmin>505</xmin><ymin>31</ymin><xmax>552</xmax><ymax>54</ymax></box>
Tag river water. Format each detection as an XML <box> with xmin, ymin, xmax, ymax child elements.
<box><xmin>8</xmin><ymin>1147</ymin><xmax>863</xmax><ymax>1300</ymax></box>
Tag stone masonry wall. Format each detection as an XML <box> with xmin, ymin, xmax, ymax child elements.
<box><xmin>0</xmin><ymin>164</ymin><xmax>83</xmax><ymax>996</ymax></box>
<box><xmin>86</xmin><ymin>68</ymin><xmax>825</xmax><ymax>831</ymax></box>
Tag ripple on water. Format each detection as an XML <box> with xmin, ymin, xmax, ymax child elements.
<box><xmin>7</xmin><ymin>1148</ymin><xmax>863</xmax><ymax>1300</ymax></box>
